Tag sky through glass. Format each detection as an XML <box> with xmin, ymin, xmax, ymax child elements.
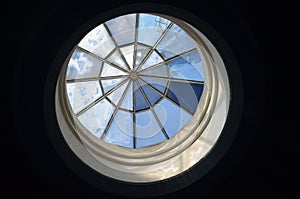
<box><xmin>65</xmin><ymin>13</ymin><xmax>205</xmax><ymax>148</ymax></box>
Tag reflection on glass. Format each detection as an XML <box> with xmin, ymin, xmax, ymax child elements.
<box><xmin>157</xmin><ymin>24</ymin><xmax>195</xmax><ymax>59</ymax></box>
<box><xmin>101</xmin><ymin>63</ymin><xmax>127</xmax><ymax>77</ymax></box>
<box><xmin>120</xmin><ymin>45</ymin><xmax>134</xmax><ymax>69</ymax></box>
<box><xmin>168</xmin><ymin>51</ymin><xmax>204</xmax><ymax>81</ymax></box>
<box><xmin>139</xmin><ymin>51</ymin><xmax>163</xmax><ymax>70</ymax></box>
<box><xmin>139</xmin><ymin>77</ymin><xmax>168</xmax><ymax>94</ymax></box>
<box><xmin>120</xmin><ymin>81</ymin><xmax>133</xmax><ymax>111</ymax></box>
<box><xmin>154</xmin><ymin>98</ymin><xmax>192</xmax><ymax>138</ymax></box>
<box><xmin>66</xmin><ymin>81</ymin><xmax>102</xmax><ymax>114</ymax></box>
<box><xmin>106</xmin><ymin>14</ymin><xmax>136</xmax><ymax>46</ymax></box>
<box><xmin>138</xmin><ymin>80</ymin><xmax>162</xmax><ymax>106</ymax></box>
<box><xmin>138</xmin><ymin>13</ymin><xmax>170</xmax><ymax>46</ymax></box>
<box><xmin>101</xmin><ymin>77</ymin><xmax>126</xmax><ymax>93</ymax></box>
<box><xmin>136</xmin><ymin>110</ymin><xmax>166</xmax><ymax>148</ymax></box>
<box><xmin>107</xmin><ymin>81</ymin><xmax>129</xmax><ymax>106</ymax></box>
<box><xmin>78</xmin><ymin>24</ymin><xmax>115</xmax><ymax>58</ymax></box>
<box><xmin>139</xmin><ymin>64</ymin><xmax>168</xmax><ymax>77</ymax></box>
<box><xmin>78</xmin><ymin>99</ymin><xmax>115</xmax><ymax>138</ymax></box>
<box><xmin>104</xmin><ymin>110</ymin><xmax>133</xmax><ymax>148</ymax></box>
<box><xmin>107</xmin><ymin>50</ymin><xmax>128</xmax><ymax>71</ymax></box>
<box><xmin>134</xmin><ymin>82</ymin><xmax>149</xmax><ymax>111</ymax></box>
<box><xmin>135</xmin><ymin>44</ymin><xmax>151</xmax><ymax>67</ymax></box>
<box><xmin>167</xmin><ymin>82</ymin><xmax>203</xmax><ymax>114</ymax></box>
<box><xmin>66</xmin><ymin>49</ymin><xmax>102</xmax><ymax>80</ymax></box>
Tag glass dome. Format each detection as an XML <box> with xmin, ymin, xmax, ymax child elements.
<box><xmin>65</xmin><ymin>13</ymin><xmax>205</xmax><ymax>148</ymax></box>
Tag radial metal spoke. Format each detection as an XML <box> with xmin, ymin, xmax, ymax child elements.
<box><xmin>139</xmin><ymin>75</ymin><xmax>204</xmax><ymax>85</ymax></box>
<box><xmin>101</xmin><ymin>80</ymin><xmax>132</xmax><ymax>140</ymax></box>
<box><xmin>138</xmin><ymin>78</ymin><xmax>194</xmax><ymax>116</ymax></box>
<box><xmin>135</xmin><ymin>81</ymin><xmax>170</xmax><ymax>140</ymax></box>
<box><xmin>76</xmin><ymin>46</ymin><xmax>129</xmax><ymax>74</ymax></box>
<box><xmin>103</xmin><ymin>23</ymin><xmax>132</xmax><ymax>71</ymax></box>
<box><xmin>137</xmin><ymin>48</ymin><xmax>198</xmax><ymax>73</ymax></box>
<box><xmin>133</xmin><ymin>81</ymin><xmax>137</xmax><ymax>148</ymax></box>
<box><xmin>134</xmin><ymin>22</ymin><xmax>174</xmax><ymax>72</ymax></box>
<box><xmin>76</xmin><ymin>78</ymin><xmax>130</xmax><ymax>117</ymax></box>
<box><xmin>133</xmin><ymin>14</ymin><xmax>140</xmax><ymax>70</ymax></box>
<box><xmin>66</xmin><ymin>75</ymin><xmax>129</xmax><ymax>83</ymax></box>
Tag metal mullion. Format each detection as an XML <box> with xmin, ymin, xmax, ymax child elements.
<box><xmin>76</xmin><ymin>78</ymin><xmax>129</xmax><ymax>117</ymax></box>
<box><xmin>76</xmin><ymin>46</ymin><xmax>129</xmax><ymax>74</ymax></box>
<box><xmin>134</xmin><ymin>22</ymin><xmax>174</xmax><ymax>72</ymax></box>
<box><xmin>133</xmin><ymin>81</ymin><xmax>137</xmax><ymax>148</ymax></box>
<box><xmin>133</xmin><ymin>14</ymin><xmax>139</xmax><ymax>70</ymax></box>
<box><xmin>101</xmin><ymin>80</ymin><xmax>132</xmax><ymax>140</ymax></box>
<box><xmin>66</xmin><ymin>75</ymin><xmax>129</xmax><ymax>83</ymax></box>
<box><xmin>135</xmin><ymin>81</ymin><xmax>170</xmax><ymax>140</ymax></box>
<box><xmin>137</xmin><ymin>48</ymin><xmax>198</xmax><ymax>74</ymax></box>
<box><xmin>139</xmin><ymin>75</ymin><xmax>204</xmax><ymax>85</ymax></box>
<box><xmin>103</xmin><ymin>23</ymin><xmax>132</xmax><ymax>71</ymax></box>
<box><xmin>138</xmin><ymin>78</ymin><xmax>194</xmax><ymax>116</ymax></box>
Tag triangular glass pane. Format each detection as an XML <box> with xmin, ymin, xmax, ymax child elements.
<box><xmin>107</xmin><ymin>50</ymin><xmax>129</xmax><ymax>71</ymax></box>
<box><xmin>120</xmin><ymin>45</ymin><xmax>134</xmax><ymax>69</ymax></box>
<box><xmin>105</xmin><ymin>14</ymin><xmax>136</xmax><ymax>46</ymax></box>
<box><xmin>78</xmin><ymin>24</ymin><xmax>115</xmax><ymax>58</ymax></box>
<box><xmin>135</xmin><ymin>44</ymin><xmax>151</xmax><ymax>68</ymax></box>
<box><xmin>101</xmin><ymin>63</ymin><xmax>127</xmax><ymax>77</ymax></box>
<box><xmin>156</xmin><ymin>24</ymin><xmax>196</xmax><ymax>59</ymax></box>
<box><xmin>138</xmin><ymin>51</ymin><xmax>163</xmax><ymax>71</ymax></box>
<box><xmin>138</xmin><ymin>13</ymin><xmax>171</xmax><ymax>46</ymax></box>
<box><xmin>66</xmin><ymin>49</ymin><xmax>102</xmax><ymax>80</ymax></box>
<box><xmin>120</xmin><ymin>81</ymin><xmax>133</xmax><ymax>111</ymax></box>
<box><xmin>66</xmin><ymin>81</ymin><xmax>102</xmax><ymax>114</ymax></box>
<box><xmin>166</xmin><ymin>82</ymin><xmax>204</xmax><ymax>114</ymax></box>
<box><xmin>139</xmin><ymin>77</ymin><xmax>168</xmax><ymax>94</ymax></box>
<box><xmin>137</xmin><ymin>79</ymin><xmax>161</xmax><ymax>106</ymax></box>
<box><xmin>168</xmin><ymin>51</ymin><xmax>204</xmax><ymax>82</ymax></box>
<box><xmin>134</xmin><ymin>82</ymin><xmax>149</xmax><ymax>111</ymax></box>
<box><xmin>107</xmin><ymin>80</ymin><xmax>129</xmax><ymax>106</ymax></box>
<box><xmin>78</xmin><ymin>99</ymin><xmax>115</xmax><ymax>138</ymax></box>
<box><xmin>104</xmin><ymin>110</ymin><xmax>134</xmax><ymax>148</ymax></box>
<box><xmin>135</xmin><ymin>110</ymin><xmax>166</xmax><ymax>148</ymax></box>
<box><xmin>154</xmin><ymin>98</ymin><xmax>192</xmax><ymax>138</ymax></box>
<box><xmin>138</xmin><ymin>64</ymin><xmax>168</xmax><ymax>78</ymax></box>
<box><xmin>101</xmin><ymin>77</ymin><xmax>127</xmax><ymax>93</ymax></box>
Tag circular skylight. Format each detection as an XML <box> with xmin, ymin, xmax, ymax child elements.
<box><xmin>65</xmin><ymin>13</ymin><xmax>205</xmax><ymax>148</ymax></box>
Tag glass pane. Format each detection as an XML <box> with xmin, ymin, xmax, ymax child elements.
<box><xmin>107</xmin><ymin>50</ymin><xmax>129</xmax><ymax>71</ymax></box>
<box><xmin>135</xmin><ymin>44</ymin><xmax>151</xmax><ymax>68</ymax></box>
<box><xmin>138</xmin><ymin>80</ymin><xmax>162</xmax><ymax>106</ymax></box>
<box><xmin>120</xmin><ymin>45</ymin><xmax>134</xmax><ymax>69</ymax></box>
<box><xmin>66</xmin><ymin>49</ymin><xmax>102</xmax><ymax>80</ymax></box>
<box><xmin>120</xmin><ymin>81</ymin><xmax>133</xmax><ymax>111</ymax></box>
<box><xmin>104</xmin><ymin>110</ymin><xmax>133</xmax><ymax>148</ymax></box>
<box><xmin>66</xmin><ymin>81</ymin><xmax>102</xmax><ymax>114</ymax></box>
<box><xmin>101</xmin><ymin>77</ymin><xmax>126</xmax><ymax>93</ymax></box>
<box><xmin>154</xmin><ymin>98</ymin><xmax>192</xmax><ymax>138</ymax></box>
<box><xmin>107</xmin><ymin>80</ymin><xmax>129</xmax><ymax>106</ymax></box>
<box><xmin>157</xmin><ymin>24</ymin><xmax>196</xmax><ymax>59</ymax></box>
<box><xmin>105</xmin><ymin>14</ymin><xmax>136</xmax><ymax>46</ymax></box>
<box><xmin>78</xmin><ymin>24</ymin><xmax>115</xmax><ymax>58</ymax></box>
<box><xmin>138</xmin><ymin>64</ymin><xmax>168</xmax><ymax>78</ymax></box>
<box><xmin>168</xmin><ymin>51</ymin><xmax>204</xmax><ymax>82</ymax></box>
<box><xmin>78</xmin><ymin>99</ymin><xmax>115</xmax><ymax>138</ymax></box>
<box><xmin>167</xmin><ymin>82</ymin><xmax>203</xmax><ymax>114</ymax></box>
<box><xmin>136</xmin><ymin>110</ymin><xmax>166</xmax><ymax>148</ymax></box>
<box><xmin>134</xmin><ymin>82</ymin><xmax>149</xmax><ymax>111</ymax></box>
<box><xmin>101</xmin><ymin>63</ymin><xmax>127</xmax><ymax>77</ymax></box>
<box><xmin>138</xmin><ymin>51</ymin><xmax>163</xmax><ymax>71</ymax></box>
<box><xmin>139</xmin><ymin>77</ymin><xmax>168</xmax><ymax>94</ymax></box>
<box><xmin>138</xmin><ymin>14</ymin><xmax>171</xmax><ymax>46</ymax></box>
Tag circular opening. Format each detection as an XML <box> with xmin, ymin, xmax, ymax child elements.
<box><xmin>55</xmin><ymin>13</ymin><xmax>230</xmax><ymax>183</ymax></box>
